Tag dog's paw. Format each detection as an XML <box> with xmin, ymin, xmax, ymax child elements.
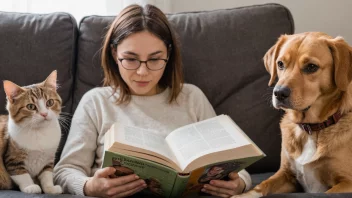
<box><xmin>22</xmin><ymin>184</ymin><xmax>42</xmax><ymax>194</ymax></box>
<box><xmin>231</xmin><ymin>190</ymin><xmax>263</xmax><ymax>198</ymax></box>
<box><xmin>42</xmin><ymin>185</ymin><xmax>63</xmax><ymax>194</ymax></box>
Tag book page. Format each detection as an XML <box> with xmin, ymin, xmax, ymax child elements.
<box><xmin>166</xmin><ymin>115</ymin><xmax>251</xmax><ymax>171</ymax></box>
<box><xmin>113</xmin><ymin>124</ymin><xmax>176</xmax><ymax>164</ymax></box>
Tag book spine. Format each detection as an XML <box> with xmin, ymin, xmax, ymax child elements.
<box><xmin>169</xmin><ymin>173</ymin><xmax>190</xmax><ymax>198</ymax></box>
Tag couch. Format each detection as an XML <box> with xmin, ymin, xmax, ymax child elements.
<box><xmin>0</xmin><ymin>3</ymin><xmax>350</xmax><ymax>198</ymax></box>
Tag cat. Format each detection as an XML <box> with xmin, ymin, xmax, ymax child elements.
<box><xmin>0</xmin><ymin>70</ymin><xmax>63</xmax><ymax>194</ymax></box>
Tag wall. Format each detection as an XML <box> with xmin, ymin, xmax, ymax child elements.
<box><xmin>170</xmin><ymin>0</ymin><xmax>352</xmax><ymax>45</ymax></box>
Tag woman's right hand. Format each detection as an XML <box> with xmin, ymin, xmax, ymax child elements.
<box><xmin>84</xmin><ymin>167</ymin><xmax>146</xmax><ymax>198</ymax></box>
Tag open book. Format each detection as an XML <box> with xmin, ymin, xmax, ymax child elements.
<box><xmin>103</xmin><ymin>115</ymin><xmax>265</xmax><ymax>197</ymax></box>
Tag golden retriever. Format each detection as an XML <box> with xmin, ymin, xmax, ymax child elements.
<box><xmin>233</xmin><ymin>32</ymin><xmax>352</xmax><ymax>198</ymax></box>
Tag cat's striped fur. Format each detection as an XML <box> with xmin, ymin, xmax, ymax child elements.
<box><xmin>0</xmin><ymin>70</ymin><xmax>63</xmax><ymax>194</ymax></box>
<box><xmin>0</xmin><ymin>115</ymin><xmax>12</xmax><ymax>189</ymax></box>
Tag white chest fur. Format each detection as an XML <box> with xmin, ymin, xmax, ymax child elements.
<box><xmin>290</xmin><ymin>127</ymin><xmax>328</xmax><ymax>193</ymax></box>
<box><xmin>25</xmin><ymin>149</ymin><xmax>56</xmax><ymax>177</ymax></box>
<box><xmin>8</xmin><ymin>118</ymin><xmax>61</xmax><ymax>177</ymax></box>
<box><xmin>8</xmin><ymin>119</ymin><xmax>61</xmax><ymax>151</ymax></box>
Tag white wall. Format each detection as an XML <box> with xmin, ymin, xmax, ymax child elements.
<box><xmin>170</xmin><ymin>0</ymin><xmax>352</xmax><ymax>45</ymax></box>
<box><xmin>2</xmin><ymin>0</ymin><xmax>350</xmax><ymax>44</ymax></box>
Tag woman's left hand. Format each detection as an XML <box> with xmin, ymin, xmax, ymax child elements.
<box><xmin>201</xmin><ymin>172</ymin><xmax>246</xmax><ymax>197</ymax></box>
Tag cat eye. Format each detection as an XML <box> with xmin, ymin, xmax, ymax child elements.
<box><xmin>46</xmin><ymin>99</ymin><xmax>54</xmax><ymax>107</ymax></box>
<box><xmin>26</xmin><ymin>104</ymin><xmax>36</xmax><ymax>110</ymax></box>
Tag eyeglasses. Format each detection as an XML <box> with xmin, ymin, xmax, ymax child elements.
<box><xmin>117</xmin><ymin>58</ymin><xmax>168</xmax><ymax>71</ymax></box>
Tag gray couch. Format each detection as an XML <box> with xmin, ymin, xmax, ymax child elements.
<box><xmin>0</xmin><ymin>3</ymin><xmax>350</xmax><ymax>198</ymax></box>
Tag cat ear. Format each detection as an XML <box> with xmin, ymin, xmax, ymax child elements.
<box><xmin>43</xmin><ymin>70</ymin><xmax>57</xmax><ymax>90</ymax></box>
<box><xmin>3</xmin><ymin>80</ymin><xmax>24</xmax><ymax>103</ymax></box>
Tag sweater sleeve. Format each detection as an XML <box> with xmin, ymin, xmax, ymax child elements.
<box><xmin>238</xmin><ymin>169</ymin><xmax>252</xmax><ymax>192</ymax></box>
<box><xmin>54</xmin><ymin>91</ymin><xmax>98</xmax><ymax>195</ymax></box>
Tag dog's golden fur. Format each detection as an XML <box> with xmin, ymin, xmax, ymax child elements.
<box><xmin>234</xmin><ymin>32</ymin><xmax>352</xmax><ymax>197</ymax></box>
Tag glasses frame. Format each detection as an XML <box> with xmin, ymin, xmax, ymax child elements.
<box><xmin>117</xmin><ymin>58</ymin><xmax>168</xmax><ymax>71</ymax></box>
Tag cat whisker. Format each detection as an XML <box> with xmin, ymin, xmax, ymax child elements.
<box><xmin>58</xmin><ymin>122</ymin><xmax>70</xmax><ymax>135</ymax></box>
<box><xmin>59</xmin><ymin>114</ymin><xmax>72</xmax><ymax>120</ymax></box>
<box><xmin>59</xmin><ymin>115</ymin><xmax>72</xmax><ymax>120</ymax></box>
<box><xmin>58</xmin><ymin>117</ymin><xmax>70</xmax><ymax>122</ymax></box>
<box><xmin>58</xmin><ymin>115</ymin><xmax>71</xmax><ymax>122</ymax></box>
<box><xmin>60</xmin><ymin>124</ymin><xmax>69</xmax><ymax>131</ymax></box>
<box><xmin>59</xmin><ymin>112</ymin><xmax>72</xmax><ymax>116</ymax></box>
<box><xmin>58</xmin><ymin>120</ymin><xmax>70</xmax><ymax>128</ymax></box>
<box><xmin>58</xmin><ymin>117</ymin><xmax>71</xmax><ymax>131</ymax></box>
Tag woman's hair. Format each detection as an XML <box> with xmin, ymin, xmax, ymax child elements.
<box><xmin>101</xmin><ymin>4</ymin><xmax>184</xmax><ymax>104</ymax></box>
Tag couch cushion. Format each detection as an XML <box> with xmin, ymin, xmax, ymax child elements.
<box><xmin>0</xmin><ymin>11</ymin><xmax>77</xmax><ymax>114</ymax></box>
<box><xmin>74</xmin><ymin>3</ymin><xmax>294</xmax><ymax>173</ymax></box>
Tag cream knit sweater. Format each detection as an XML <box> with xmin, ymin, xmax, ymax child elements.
<box><xmin>54</xmin><ymin>84</ymin><xmax>251</xmax><ymax>195</ymax></box>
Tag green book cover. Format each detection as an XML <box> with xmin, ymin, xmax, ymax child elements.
<box><xmin>103</xmin><ymin>151</ymin><xmax>182</xmax><ymax>197</ymax></box>
<box><xmin>181</xmin><ymin>156</ymin><xmax>263</xmax><ymax>197</ymax></box>
<box><xmin>103</xmin><ymin>151</ymin><xmax>264</xmax><ymax>198</ymax></box>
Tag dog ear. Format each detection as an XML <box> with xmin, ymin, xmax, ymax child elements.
<box><xmin>263</xmin><ymin>35</ymin><xmax>287</xmax><ymax>86</ymax></box>
<box><xmin>327</xmin><ymin>36</ymin><xmax>352</xmax><ymax>91</ymax></box>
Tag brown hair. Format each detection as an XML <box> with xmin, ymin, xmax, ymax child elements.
<box><xmin>101</xmin><ymin>4</ymin><xmax>184</xmax><ymax>104</ymax></box>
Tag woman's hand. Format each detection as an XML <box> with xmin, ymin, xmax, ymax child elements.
<box><xmin>201</xmin><ymin>172</ymin><xmax>246</xmax><ymax>197</ymax></box>
<box><xmin>84</xmin><ymin>167</ymin><xmax>146</xmax><ymax>198</ymax></box>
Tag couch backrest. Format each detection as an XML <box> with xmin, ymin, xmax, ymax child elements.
<box><xmin>0</xmin><ymin>4</ymin><xmax>294</xmax><ymax>173</ymax></box>
<box><xmin>0</xmin><ymin>12</ymin><xmax>77</xmax><ymax>114</ymax></box>
<box><xmin>73</xmin><ymin>3</ymin><xmax>293</xmax><ymax>173</ymax></box>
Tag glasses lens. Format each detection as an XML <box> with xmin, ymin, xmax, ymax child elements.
<box><xmin>147</xmin><ymin>59</ymin><xmax>166</xmax><ymax>70</ymax></box>
<box><xmin>121</xmin><ymin>59</ymin><xmax>140</xmax><ymax>69</ymax></box>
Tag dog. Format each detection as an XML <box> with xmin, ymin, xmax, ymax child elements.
<box><xmin>233</xmin><ymin>32</ymin><xmax>352</xmax><ymax>198</ymax></box>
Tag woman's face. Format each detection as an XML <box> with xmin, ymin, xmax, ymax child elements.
<box><xmin>113</xmin><ymin>30</ymin><xmax>167</xmax><ymax>96</ymax></box>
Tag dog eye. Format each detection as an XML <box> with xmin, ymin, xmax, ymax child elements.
<box><xmin>277</xmin><ymin>61</ymin><xmax>285</xmax><ymax>70</ymax></box>
<box><xmin>304</xmin><ymin>64</ymin><xmax>319</xmax><ymax>74</ymax></box>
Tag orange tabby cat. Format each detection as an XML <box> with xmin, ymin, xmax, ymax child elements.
<box><xmin>0</xmin><ymin>70</ymin><xmax>63</xmax><ymax>194</ymax></box>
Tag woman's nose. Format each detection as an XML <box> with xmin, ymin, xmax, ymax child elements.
<box><xmin>136</xmin><ymin>63</ymin><xmax>149</xmax><ymax>76</ymax></box>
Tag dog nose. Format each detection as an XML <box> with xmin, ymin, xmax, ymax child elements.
<box><xmin>274</xmin><ymin>86</ymin><xmax>291</xmax><ymax>101</ymax></box>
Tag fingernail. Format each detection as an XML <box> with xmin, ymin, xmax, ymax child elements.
<box><xmin>135</xmin><ymin>175</ymin><xmax>139</xmax><ymax>179</ymax></box>
<box><xmin>203</xmin><ymin>185</ymin><xmax>208</xmax><ymax>188</ymax></box>
<box><xmin>201</xmin><ymin>188</ymin><xmax>206</xmax><ymax>192</ymax></box>
<box><xmin>210</xmin><ymin>181</ymin><xmax>215</xmax><ymax>185</ymax></box>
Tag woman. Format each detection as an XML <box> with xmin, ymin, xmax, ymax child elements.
<box><xmin>54</xmin><ymin>4</ymin><xmax>251</xmax><ymax>198</ymax></box>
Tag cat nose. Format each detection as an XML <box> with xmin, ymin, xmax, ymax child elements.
<box><xmin>40</xmin><ymin>112</ymin><xmax>48</xmax><ymax>118</ymax></box>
